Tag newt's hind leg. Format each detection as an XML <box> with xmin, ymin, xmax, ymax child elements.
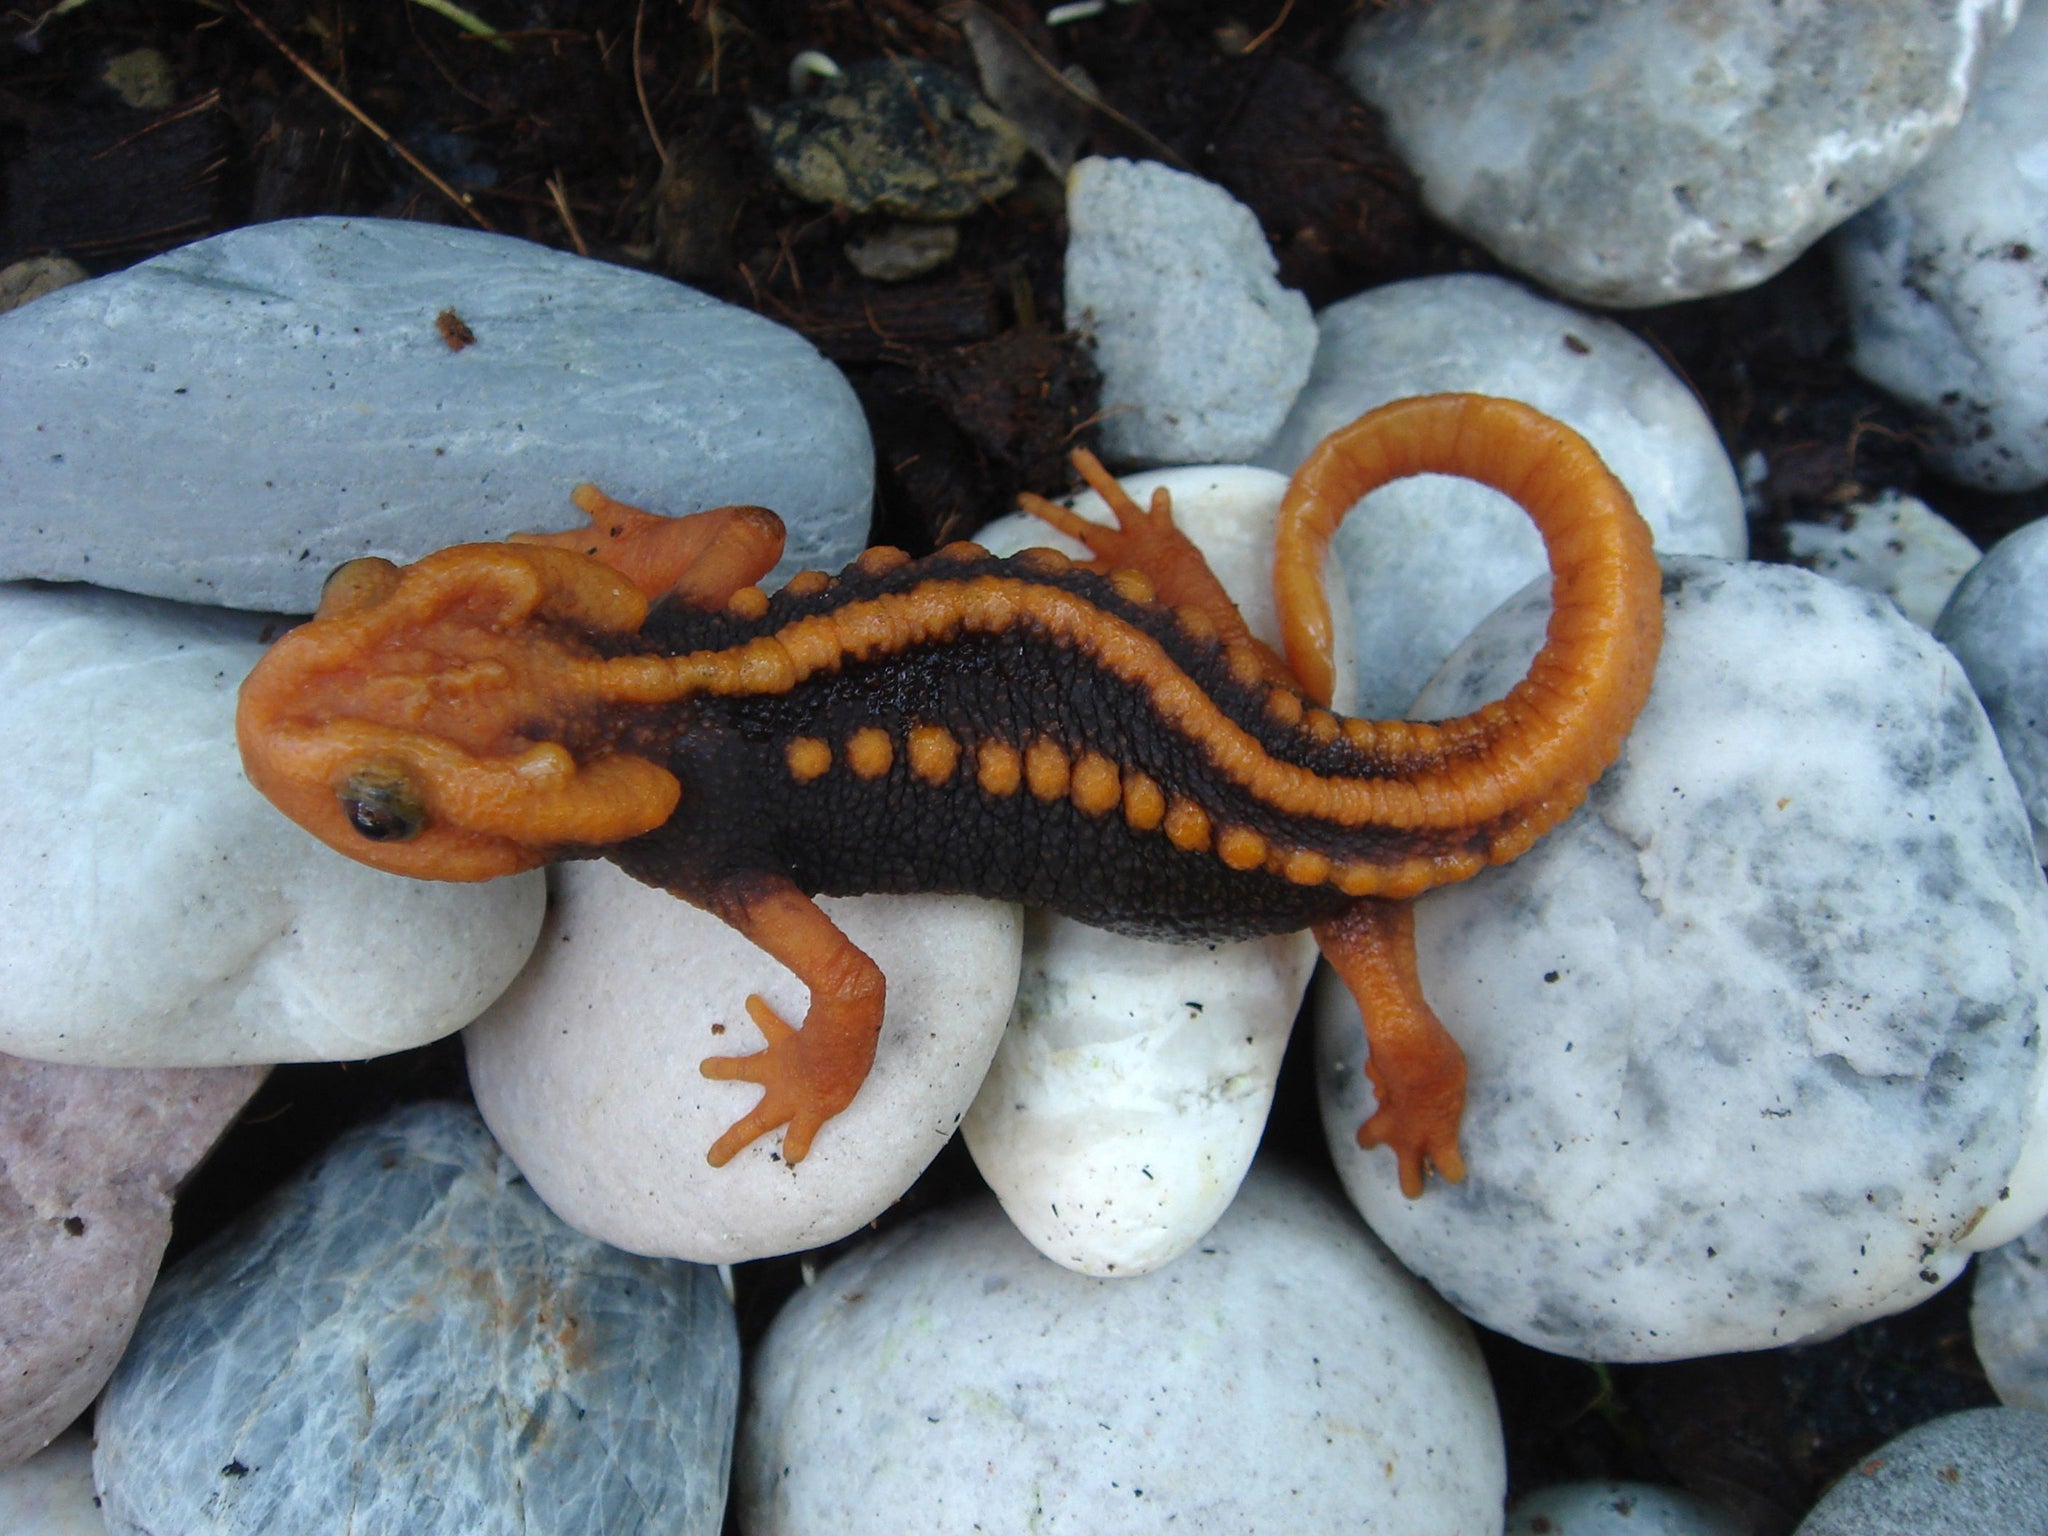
<box><xmin>515</xmin><ymin>485</ymin><xmax>786</xmax><ymax>608</ymax></box>
<box><xmin>1314</xmin><ymin>897</ymin><xmax>1468</xmax><ymax>1198</ymax></box>
<box><xmin>1020</xmin><ymin>451</ymin><xmax>1293</xmax><ymax>685</ymax></box>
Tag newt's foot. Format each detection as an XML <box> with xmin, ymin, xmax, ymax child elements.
<box><xmin>700</xmin><ymin>996</ymin><xmax>863</xmax><ymax>1166</ymax></box>
<box><xmin>1357</xmin><ymin>1057</ymin><xmax>1467</xmax><ymax>1198</ymax></box>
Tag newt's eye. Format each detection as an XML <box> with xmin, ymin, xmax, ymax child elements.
<box><xmin>338</xmin><ymin>767</ymin><xmax>427</xmax><ymax>843</ymax></box>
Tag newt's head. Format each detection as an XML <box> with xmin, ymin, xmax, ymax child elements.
<box><xmin>236</xmin><ymin>543</ymin><xmax>683</xmax><ymax>881</ymax></box>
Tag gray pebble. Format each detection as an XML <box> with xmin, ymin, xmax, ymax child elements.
<box><xmin>1836</xmin><ymin>3</ymin><xmax>2048</xmax><ymax>492</ymax></box>
<box><xmin>1936</xmin><ymin>515</ymin><xmax>2048</xmax><ymax>862</ymax></box>
<box><xmin>0</xmin><ymin>217</ymin><xmax>872</xmax><ymax>612</ymax></box>
<box><xmin>1793</xmin><ymin>1408</ymin><xmax>2048</xmax><ymax>1534</ymax></box>
<box><xmin>1342</xmin><ymin>0</ymin><xmax>2020</xmax><ymax>307</ymax></box>
<box><xmin>93</xmin><ymin>1102</ymin><xmax>738</xmax><ymax>1536</ymax></box>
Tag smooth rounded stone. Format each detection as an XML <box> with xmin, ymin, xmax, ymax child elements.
<box><xmin>1791</xmin><ymin>1407</ymin><xmax>2048</xmax><ymax>1535</ymax></box>
<box><xmin>94</xmin><ymin>1101</ymin><xmax>739</xmax><ymax>1536</ymax></box>
<box><xmin>1065</xmin><ymin>156</ymin><xmax>1316</xmax><ymax>466</ymax></box>
<box><xmin>964</xmin><ymin>467</ymin><xmax>1356</xmax><ymax>1277</ymax></box>
<box><xmin>1342</xmin><ymin>0</ymin><xmax>2021</xmax><ymax>307</ymax></box>
<box><xmin>735</xmin><ymin>1165</ymin><xmax>1504</xmax><ymax>1535</ymax></box>
<box><xmin>1507</xmin><ymin>1481</ymin><xmax>1749</xmax><ymax>1536</ymax></box>
<box><xmin>0</xmin><ymin>583</ymin><xmax>543</xmax><ymax>1065</ymax></box>
<box><xmin>1782</xmin><ymin>490</ymin><xmax>1980</xmax><ymax>629</ymax></box>
<box><xmin>1257</xmin><ymin>274</ymin><xmax>1747</xmax><ymax>717</ymax></box>
<box><xmin>1835</xmin><ymin>3</ymin><xmax>2048</xmax><ymax>493</ymax></box>
<box><xmin>468</xmin><ymin>867</ymin><xmax>1019</xmax><ymax>1262</ymax></box>
<box><xmin>0</xmin><ymin>1434</ymin><xmax>106</xmax><ymax>1536</ymax></box>
<box><xmin>0</xmin><ymin>1054</ymin><xmax>264</xmax><ymax>1468</ymax></box>
<box><xmin>1322</xmin><ymin>557</ymin><xmax>2048</xmax><ymax>1361</ymax></box>
<box><xmin>1935</xmin><ymin>515</ymin><xmax>2048</xmax><ymax>862</ymax></box>
<box><xmin>0</xmin><ymin>216</ymin><xmax>873</xmax><ymax>612</ymax></box>
<box><xmin>1972</xmin><ymin>1218</ymin><xmax>2048</xmax><ymax>1409</ymax></box>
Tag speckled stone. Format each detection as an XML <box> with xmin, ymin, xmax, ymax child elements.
<box><xmin>0</xmin><ymin>1433</ymin><xmax>106</xmax><ymax>1536</ymax></box>
<box><xmin>1343</xmin><ymin>0</ymin><xmax>2021</xmax><ymax>307</ymax></box>
<box><xmin>1791</xmin><ymin>1408</ymin><xmax>2048</xmax><ymax>1534</ymax></box>
<box><xmin>0</xmin><ymin>1054</ymin><xmax>263</xmax><ymax>1468</ymax></box>
<box><xmin>963</xmin><ymin>466</ymin><xmax>1356</xmax><ymax>1277</ymax></box>
<box><xmin>0</xmin><ymin>582</ymin><xmax>543</xmax><ymax>1066</ymax></box>
<box><xmin>1973</xmin><ymin>1218</ymin><xmax>2048</xmax><ymax>1410</ymax></box>
<box><xmin>1324</xmin><ymin>557</ymin><xmax>2048</xmax><ymax>1361</ymax></box>
<box><xmin>93</xmin><ymin>1102</ymin><xmax>738</xmax><ymax>1536</ymax></box>
<box><xmin>1935</xmin><ymin>515</ymin><xmax>2048</xmax><ymax>862</ymax></box>
<box><xmin>1835</xmin><ymin>3</ymin><xmax>2048</xmax><ymax>492</ymax></box>
<box><xmin>1258</xmin><ymin>274</ymin><xmax>1746</xmax><ymax>716</ymax></box>
<box><xmin>736</xmin><ymin>1165</ymin><xmax>1504</xmax><ymax>1535</ymax></box>
<box><xmin>1507</xmin><ymin>1481</ymin><xmax>1749</xmax><ymax>1536</ymax></box>
<box><xmin>1782</xmin><ymin>490</ymin><xmax>1980</xmax><ymax>630</ymax></box>
<box><xmin>466</xmin><ymin>875</ymin><xmax>1019</xmax><ymax>1263</ymax></box>
<box><xmin>1065</xmin><ymin>157</ymin><xmax>1316</xmax><ymax>465</ymax></box>
<box><xmin>0</xmin><ymin>217</ymin><xmax>873</xmax><ymax>612</ymax></box>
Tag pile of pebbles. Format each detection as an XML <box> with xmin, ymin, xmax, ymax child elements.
<box><xmin>5</xmin><ymin>1</ymin><xmax>2048</xmax><ymax>1529</ymax></box>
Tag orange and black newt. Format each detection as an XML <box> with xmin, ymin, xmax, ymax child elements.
<box><xmin>237</xmin><ymin>393</ymin><xmax>1661</xmax><ymax>1195</ymax></box>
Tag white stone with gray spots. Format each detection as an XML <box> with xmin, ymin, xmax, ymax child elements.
<box><xmin>963</xmin><ymin>466</ymin><xmax>1356</xmax><ymax>1278</ymax></box>
<box><xmin>0</xmin><ymin>582</ymin><xmax>542</xmax><ymax>1066</ymax></box>
<box><xmin>0</xmin><ymin>216</ymin><xmax>873</xmax><ymax>612</ymax></box>
<box><xmin>1506</xmin><ymin>1481</ymin><xmax>1749</xmax><ymax>1536</ymax></box>
<box><xmin>466</xmin><ymin>874</ymin><xmax>1019</xmax><ymax>1263</ymax></box>
<box><xmin>93</xmin><ymin>1102</ymin><xmax>738</xmax><ymax>1536</ymax></box>
<box><xmin>1782</xmin><ymin>490</ymin><xmax>1980</xmax><ymax>630</ymax></box>
<box><xmin>1343</xmin><ymin>0</ymin><xmax>2021</xmax><ymax>307</ymax></box>
<box><xmin>1322</xmin><ymin>556</ymin><xmax>2048</xmax><ymax>1361</ymax></box>
<box><xmin>736</xmin><ymin>1165</ymin><xmax>1504</xmax><ymax>1535</ymax></box>
<box><xmin>1064</xmin><ymin>157</ymin><xmax>1315</xmax><ymax>466</ymax></box>
<box><xmin>1934</xmin><ymin>514</ymin><xmax>2048</xmax><ymax>862</ymax></box>
<box><xmin>1257</xmin><ymin>274</ymin><xmax>1746</xmax><ymax>717</ymax></box>
<box><xmin>1835</xmin><ymin>2</ymin><xmax>2048</xmax><ymax>492</ymax></box>
<box><xmin>1972</xmin><ymin>1218</ymin><xmax>2048</xmax><ymax>1409</ymax></box>
<box><xmin>1792</xmin><ymin>1408</ymin><xmax>2048</xmax><ymax>1534</ymax></box>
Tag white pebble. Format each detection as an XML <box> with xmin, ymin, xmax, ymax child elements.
<box><xmin>0</xmin><ymin>1434</ymin><xmax>105</xmax><ymax>1536</ymax></box>
<box><xmin>1258</xmin><ymin>274</ymin><xmax>1745</xmax><ymax>716</ymax></box>
<box><xmin>965</xmin><ymin>466</ymin><xmax>1354</xmax><ymax>1277</ymax></box>
<box><xmin>1836</xmin><ymin>3</ymin><xmax>2048</xmax><ymax>491</ymax></box>
<box><xmin>1065</xmin><ymin>157</ymin><xmax>1315</xmax><ymax>465</ymax></box>
<box><xmin>1935</xmin><ymin>514</ymin><xmax>2048</xmax><ymax>862</ymax></box>
<box><xmin>467</xmin><ymin>865</ymin><xmax>1018</xmax><ymax>1262</ymax></box>
<box><xmin>1323</xmin><ymin>557</ymin><xmax>2048</xmax><ymax>1360</ymax></box>
<box><xmin>1782</xmin><ymin>490</ymin><xmax>1979</xmax><ymax>629</ymax></box>
<box><xmin>1344</xmin><ymin>0</ymin><xmax>2021</xmax><ymax>306</ymax></box>
<box><xmin>735</xmin><ymin>1165</ymin><xmax>1504</xmax><ymax>1535</ymax></box>
<box><xmin>0</xmin><ymin>584</ymin><xmax>542</xmax><ymax>1066</ymax></box>
<box><xmin>1972</xmin><ymin>1219</ymin><xmax>2048</xmax><ymax>1409</ymax></box>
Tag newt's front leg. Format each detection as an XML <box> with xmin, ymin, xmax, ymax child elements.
<box><xmin>697</xmin><ymin>878</ymin><xmax>886</xmax><ymax>1166</ymax></box>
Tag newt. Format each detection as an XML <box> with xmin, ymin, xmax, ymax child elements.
<box><xmin>237</xmin><ymin>393</ymin><xmax>1661</xmax><ymax>1195</ymax></box>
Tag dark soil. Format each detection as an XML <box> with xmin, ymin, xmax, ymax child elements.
<box><xmin>4</xmin><ymin>2</ymin><xmax>2028</xmax><ymax>1530</ymax></box>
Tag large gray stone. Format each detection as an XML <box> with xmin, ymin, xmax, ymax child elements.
<box><xmin>1793</xmin><ymin>1408</ymin><xmax>2048</xmax><ymax>1534</ymax></box>
<box><xmin>93</xmin><ymin>1102</ymin><xmax>738</xmax><ymax>1536</ymax></box>
<box><xmin>0</xmin><ymin>1054</ymin><xmax>264</xmax><ymax>1467</ymax></box>
<box><xmin>1343</xmin><ymin>0</ymin><xmax>2021</xmax><ymax>307</ymax></box>
<box><xmin>0</xmin><ymin>217</ymin><xmax>873</xmax><ymax>612</ymax></box>
<box><xmin>1324</xmin><ymin>558</ymin><xmax>2048</xmax><ymax>1360</ymax></box>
